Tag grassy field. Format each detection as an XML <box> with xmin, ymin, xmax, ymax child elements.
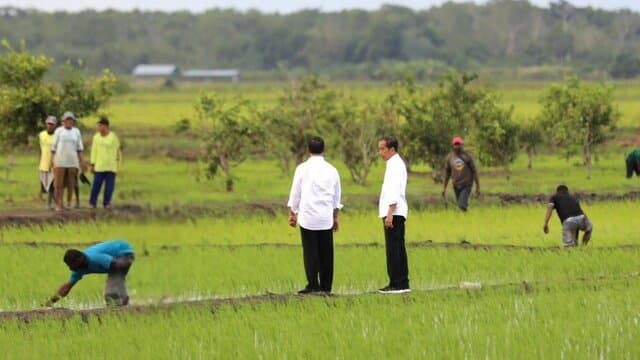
<box><xmin>0</xmin><ymin>81</ymin><xmax>638</xmax><ymax>358</ymax></box>
<box><xmin>94</xmin><ymin>80</ymin><xmax>640</xmax><ymax>129</ymax></box>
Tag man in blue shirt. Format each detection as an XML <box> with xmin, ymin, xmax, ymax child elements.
<box><xmin>45</xmin><ymin>240</ymin><xmax>135</xmax><ymax>307</ymax></box>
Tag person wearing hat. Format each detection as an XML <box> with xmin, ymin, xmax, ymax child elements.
<box><xmin>51</xmin><ymin>111</ymin><xmax>87</xmax><ymax>212</ymax></box>
<box><xmin>442</xmin><ymin>136</ymin><xmax>480</xmax><ymax>211</ymax></box>
<box><xmin>38</xmin><ymin>116</ymin><xmax>58</xmax><ymax>208</ymax></box>
<box><xmin>89</xmin><ymin>116</ymin><xmax>122</xmax><ymax>209</ymax></box>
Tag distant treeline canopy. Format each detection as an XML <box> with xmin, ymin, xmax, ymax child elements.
<box><xmin>1</xmin><ymin>0</ymin><xmax>640</xmax><ymax>77</ymax></box>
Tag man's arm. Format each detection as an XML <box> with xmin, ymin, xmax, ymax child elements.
<box><xmin>385</xmin><ymin>204</ymin><xmax>397</xmax><ymax>229</ymax></box>
<box><xmin>90</xmin><ymin>135</ymin><xmax>97</xmax><ymax>173</ymax></box>
<box><xmin>78</xmin><ymin>151</ymin><xmax>87</xmax><ymax>173</ymax></box>
<box><xmin>50</xmin><ymin>132</ymin><xmax>58</xmax><ymax>170</ymax></box>
<box><xmin>44</xmin><ymin>282</ymin><xmax>74</xmax><ymax>307</ymax></box>
<box><xmin>543</xmin><ymin>204</ymin><xmax>554</xmax><ymax>234</ymax></box>
<box><xmin>333</xmin><ymin>172</ymin><xmax>343</xmax><ymax>232</ymax></box>
<box><xmin>469</xmin><ymin>156</ymin><xmax>481</xmax><ymax>196</ymax></box>
<box><xmin>286</xmin><ymin>167</ymin><xmax>302</xmax><ymax>228</ymax></box>
<box><xmin>442</xmin><ymin>158</ymin><xmax>452</xmax><ymax>198</ymax></box>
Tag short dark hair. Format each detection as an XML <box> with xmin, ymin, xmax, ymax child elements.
<box><xmin>64</xmin><ymin>249</ymin><xmax>85</xmax><ymax>266</ymax></box>
<box><xmin>308</xmin><ymin>136</ymin><xmax>325</xmax><ymax>154</ymax></box>
<box><xmin>379</xmin><ymin>136</ymin><xmax>399</xmax><ymax>152</ymax></box>
<box><xmin>556</xmin><ymin>185</ymin><xmax>569</xmax><ymax>194</ymax></box>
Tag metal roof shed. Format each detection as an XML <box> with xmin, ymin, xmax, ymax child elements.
<box><xmin>183</xmin><ymin>69</ymin><xmax>240</xmax><ymax>82</ymax></box>
<box><xmin>132</xmin><ymin>64</ymin><xmax>180</xmax><ymax>77</ymax></box>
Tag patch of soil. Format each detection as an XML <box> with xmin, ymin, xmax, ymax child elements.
<box><xmin>2</xmin><ymin>273</ymin><xmax>638</xmax><ymax>323</ymax></box>
<box><xmin>0</xmin><ymin>190</ymin><xmax>637</xmax><ymax>228</ymax></box>
<box><xmin>6</xmin><ymin>239</ymin><xmax>640</xmax><ymax>253</ymax></box>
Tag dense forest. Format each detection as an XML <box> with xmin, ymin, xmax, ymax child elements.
<box><xmin>2</xmin><ymin>0</ymin><xmax>640</xmax><ymax>79</ymax></box>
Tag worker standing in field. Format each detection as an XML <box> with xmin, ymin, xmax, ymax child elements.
<box><xmin>543</xmin><ymin>185</ymin><xmax>593</xmax><ymax>247</ymax></box>
<box><xmin>89</xmin><ymin>116</ymin><xmax>122</xmax><ymax>209</ymax></box>
<box><xmin>51</xmin><ymin>112</ymin><xmax>87</xmax><ymax>212</ymax></box>
<box><xmin>287</xmin><ymin>136</ymin><xmax>342</xmax><ymax>295</ymax></box>
<box><xmin>626</xmin><ymin>148</ymin><xmax>640</xmax><ymax>178</ymax></box>
<box><xmin>38</xmin><ymin>116</ymin><xmax>57</xmax><ymax>209</ymax></box>
<box><xmin>442</xmin><ymin>136</ymin><xmax>480</xmax><ymax>211</ymax></box>
<box><xmin>45</xmin><ymin>239</ymin><xmax>135</xmax><ymax>307</ymax></box>
<box><xmin>377</xmin><ymin>136</ymin><xmax>410</xmax><ymax>294</ymax></box>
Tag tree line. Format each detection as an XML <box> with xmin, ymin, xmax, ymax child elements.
<box><xmin>198</xmin><ymin>73</ymin><xmax>618</xmax><ymax>191</ymax></box>
<box><xmin>2</xmin><ymin>1</ymin><xmax>640</xmax><ymax>79</ymax></box>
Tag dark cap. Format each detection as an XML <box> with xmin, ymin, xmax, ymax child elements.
<box><xmin>97</xmin><ymin>116</ymin><xmax>110</xmax><ymax>126</ymax></box>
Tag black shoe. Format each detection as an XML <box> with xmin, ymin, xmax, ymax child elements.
<box><xmin>297</xmin><ymin>287</ymin><xmax>320</xmax><ymax>295</ymax></box>
<box><xmin>378</xmin><ymin>285</ymin><xmax>411</xmax><ymax>294</ymax></box>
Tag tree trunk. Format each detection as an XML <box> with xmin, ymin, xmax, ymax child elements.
<box><xmin>504</xmin><ymin>165</ymin><xmax>511</xmax><ymax>181</ymax></box>
<box><xmin>527</xmin><ymin>149</ymin><xmax>534</xmax><ymax>170</ymax></box>
<box><xmin>584</xmin><ymin>145</ymin><xmax>592</xmax><ymax>180</ymax></box>
<box><xmin>225</xmin><ymin>177</ymin><xmax>234</xmax><ymax>192</ymax></box>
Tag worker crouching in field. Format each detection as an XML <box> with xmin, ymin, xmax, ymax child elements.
<box><xmin>543</xmin><ymin>185</ymin><xmax>593</xmax><ymax>247</ymax></box>
<box><xmin>45</xmin><ymin>240</ymin><xmax>135</xmax><ymax>307</ymax></box>
<box><xmin>626</xmin><ymin>148</ymin><xmax>640</xmax><ymax>178</ymax></box>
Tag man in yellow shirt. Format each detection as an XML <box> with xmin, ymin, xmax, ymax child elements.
<box><xmin>38</xmin><ymin>116</ymin><xmax>57</xmax><ymax>208</ymax></box>
<box><xmin>89</xmin><ymin>117</ymin><xmax>122</xmax><ymax>209</ymax></box>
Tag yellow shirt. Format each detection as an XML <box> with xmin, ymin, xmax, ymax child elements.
<box><xmin>38</xmin><ymin>130</ymin><xmax>54</xmax><ymax>172</ymax></box>
<box><xmin>90</xmin><ymin>132</ymin><xmax>121</xmax><ymax>172</ymax></box>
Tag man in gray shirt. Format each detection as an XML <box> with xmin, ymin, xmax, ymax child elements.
<box><xmin>51</xmin><ymin>111</ymin><xmax>87</xmax><ymax>212</ymax></box>
<box><xmin>442</xmin><ymin>136</ymin><xmax>480</xmax><ymax>211</ymax></box>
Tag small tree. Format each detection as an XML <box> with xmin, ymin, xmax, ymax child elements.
<box><xmin>473</xmin><ymin>96</ymin><xmax>520</xmax><ymax>179</ymax></box>
<box><xmin>196</xmin><ymin>94</ymin><xmax>260</xmax><ymax>192</ymax></box>
<box><xmin>0</xmin><ymin>40</ymin><xmax>116</xmax><ymax>150</ymax></box>
<box><xmin>519</xmin><ymin>119</ymin><xmax>545</xmax><ymax>169</ymax></box>
<box><xmin>540</xmin><ymin>76</ymin><xmax>619</xmax><ymax>179</ymax></box>
<box><xmin>397</xmin><ymin>72</ymin><xmax>490</xmax><ymax>181</ymax></box>
<box><xmin>262</xmin><ymin>76</ymin><xmax>338</xmax><ymax>174</ymax></box>
<box><xmin>336</xmin><ymin>99</ymin><xmax>396</xmax><ymax>185</ymax></box>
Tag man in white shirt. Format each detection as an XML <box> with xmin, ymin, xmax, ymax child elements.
<box><xmin>287</xmin><ymin>136</ymin><xmax>343</xmax><ymax>295</ymax></box>
<box><xmin>51</xmin><ymin>111</ymin><xmax>87</xmax><ymax>213</ymax></box>
<box><xmin>377</xmin><ymin>136</ymin><xmax>410</xmax><ymax>294</ymax></box>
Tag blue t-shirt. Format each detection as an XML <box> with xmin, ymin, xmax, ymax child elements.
<box><xmin>69</xmin><ymin>240</ymin><xmax>134</xmax><ymax>284</ymax></box>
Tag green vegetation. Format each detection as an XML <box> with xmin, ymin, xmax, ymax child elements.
<box><xmin>2</xmin><ymin>1</ymin><xmax>640</xmax><ymax>80</ymax></box>
<box><xmin>1</xmin><ymin>279</ymin><xmax>639</xmax><ymax>358</ymax></box>
<box><xmin>0</xmin><ymin>59</ymin><xmax>637</xmax><ymax>357</ymax></box>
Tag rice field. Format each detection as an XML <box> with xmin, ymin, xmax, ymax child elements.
<box><xmin>0</xmin><ymin>82</ymin><xmax>639</xmax><ymax>358</ymax></box>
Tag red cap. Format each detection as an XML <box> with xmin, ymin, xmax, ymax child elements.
<box><xmin>452</xmin><ymin>136</ymin><xmax>464</xmax><ymax>145</ymax></box>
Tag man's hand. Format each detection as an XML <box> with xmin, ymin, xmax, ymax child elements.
<box><xmin>288</xmin><ymin>213</ymin><xmax>297</xmax><ymax>228</ymax></box>
<box><xmin>43</xmin><ymin>293</ymin><xmax>61</xmax><ymax>307</ymax></box>
<box><xmin>441</xmin><ymin>190</ymin><xmax>446</xmax><ymax>199</ymax></box>
<box><xmin>384</xmin><ymin>215</ymin><xmax>394</xmax><ymax>229</ymax></box>
<box><xmin>333</xmin><ymin>218</ymin><xmax>339</xmax><ymax>232</ymax></box>
<box><xmin>543</xmin><ymin>224</ymin><xmax>549</xmax><ymax>234</ymax></box>
<box><xmin>90</xmin><ymin>165</ymin><xmax>95</xmax><ymax>174</ymax></box>
<box><xmin>475</xmin><ymin>188</ymin><xmax>481</xmax><ymax>198</ymax></box>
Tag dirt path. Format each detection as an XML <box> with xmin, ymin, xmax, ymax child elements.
<box><xmin>0</xmin><ymin>190</ymin><xmax>637</xmax><ymax>228</ymax></box>
<box><xmin>5</xmin><ymin>240</ymin><xmax>640</xmax><ymax>252</ymax></box>
<box><xmin>2</xmin><ymin>272</ymin><xmax>637</xmax><ymax>323</ymax></box>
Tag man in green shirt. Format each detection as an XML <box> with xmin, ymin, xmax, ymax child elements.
<box><xmin>626</xmin><ymin>148</ymin><xmax>640</xmax><ymax>178</ymax></box>
<box><xmin>89</xmin><ymin>117</ymin><xmax>122</xmax><ymax>209</ymax></box>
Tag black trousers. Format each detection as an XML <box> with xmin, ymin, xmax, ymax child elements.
<box><xmin>300</xmin><ymin>227</ymin><xmax>334</xmax><ymax>292</ymax></box>
<box><xmin>627</xmin><ymin>160</ymin><xmax>640</xmax><ymax>178</ymax></box>
<box><xmin>383</xmin><ymin>216</ymin><xmax>409</xmax><ymax>288</ymax></box>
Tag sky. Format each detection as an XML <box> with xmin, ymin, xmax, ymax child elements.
<box><xmin>1</xmin><ymin>0</ymin><xmax>638</xmax><ymax>13</ymax></box>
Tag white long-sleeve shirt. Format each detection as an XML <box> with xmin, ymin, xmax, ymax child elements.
<box><xmin>287</xmin><ymin>155</ymin><xmax>343</xmax><ymax>231</ymax></box>
<box><xmin>379</xmin><ymin>153</ymin><xmax>408</xmax><ymax>219</ymax></box>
